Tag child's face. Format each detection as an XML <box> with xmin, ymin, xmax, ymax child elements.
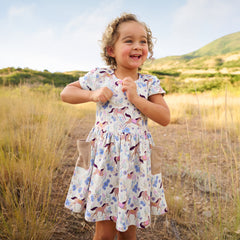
<box><xmin>109</xmin><ymin>21</ymin><xmax>149</xmax><ymax>71</ymax></box>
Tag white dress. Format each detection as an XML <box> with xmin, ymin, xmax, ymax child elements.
<box><xmin>65</xmin><ymin>68</ymin><xmax>167</xmax><ymax>232</ymax></box>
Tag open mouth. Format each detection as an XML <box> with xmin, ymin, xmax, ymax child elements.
<box><xmin>130</xmin><ymin>54</ymin><xmax>141</xmax><ymax>60</ymax></box>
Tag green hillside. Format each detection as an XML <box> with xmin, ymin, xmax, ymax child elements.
<box><xmin>144</xmin><ymin>31</ymin><xmax>240</xmax><ymax>70</ymax></box>
<box><xmin>0</xmin><ymin>67</ymin><xmax>87</xmax><ymax>87</ymax></box>
<box><xmin>184</xmin><ymin>31</ymin><xmax>240</xmax><ymax>59</ymax></box>
<box><xmin>142</xmin><ymin>31</ymin><xmax>240</xmax><ymax>93</ymax></box>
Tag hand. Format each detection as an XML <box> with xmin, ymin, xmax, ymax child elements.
<box><xmin>91</xmin><ymin>87</ymin><xmax>113</xmax><ymax>104</ymax></box>
<box><xmin>121</xmin><ymin>77</ymin><xmax>138</xmax><ymax>103</ymax></box>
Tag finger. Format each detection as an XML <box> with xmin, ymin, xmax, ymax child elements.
<box><xmin>103</xmin><ymin>86</ymin><xmax>113</xmax><ymax>94</ymax></box>
<box><xmin>99</xmin><ymin>97</ymin><xmax>107</xmax><ymax>104</ymax></box>
<box><xmin>122</xmin><ymin>79</ymin><xmax>128</xmax><ymax>86</ymax></box>
<box><xmin>122</xmin><ymin>81</ymin><xmax>129</xmax><ymax>89</ymax></box>
<box><xmin>97</xmin><ymin>96</ymin><xmax>103</xmax><ymax>103</ymax></box>
<box><xmin>100</xmin><ymin>92</ymin><xmax>112</xmax><ymax>103</ymax></box>
<box><xmin>104</xmin><ymin>89</ymin><xmax>113</xmax><ymax>100</ymax></box>
<box><xmin>122</xmin><ymin>86</ymin><xmax>127</xmax><ymax>92</ymax></box>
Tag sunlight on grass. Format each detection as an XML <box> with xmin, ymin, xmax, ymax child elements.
<box><xmin>0</xmin><ymin>85</ymin><xmax>239</xmax><ymax>239</ymax></box>
<box><xmin>159</xmin><ymin>90</ymin><xmax>240</xmax><ymax>239</ymax></box>
<box><xmin>0</xmin><ymin>86</ymin><xmax>82</xmax><ymax>239</ymax></box>
<box><xmin>164</xmin><ymin>91</ymin><xmax>240</xmax><ymax>137</ymax></box>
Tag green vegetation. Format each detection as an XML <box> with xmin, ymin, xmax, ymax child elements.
<box><xmin>0</xmin><ymin>67</ymin><xmax>87</xmax><ymax>87</ymax></box>
<box><xmin>143</xmin><ymin>32</ymin><xmax>240</xmax><ymax>94</ymax></box>
<box><xmin>184</xmin><ymin>31</ymin><xmax>240</xmax><ymax>58</ymax></box>
<box><xmin>150</xmin><ymin>70</ymin><xmax>181</xmax><ymax>77</ymax></box>
<box><xmin>1</xmin><ymin>66</ymin><xmax>239</xmax><ymax>95</ymax></box>
<box><xmin>145</xmin><ymin>32</ymin><xmax>240</xmax><ymax>68</ymax></box>
<box><xmin>150</xmin><ymin>70</ymin><xmax>240</xmax><ymax>94</ymax></box>
<box><xmin>222</xmin><ymin>59</ymin><xmax>240</xmax><ymax>68</ymax></box>
<box><xmin>0</xmin><ymin>32</ymin><xmax>240</xmax><ymax>95</ymax></box>
<box><xmin>145</xmin><ymin>50</ymin><xmax>240</xmax><ymax>71</ymax></box>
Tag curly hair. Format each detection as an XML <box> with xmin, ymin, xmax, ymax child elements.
<box><xmin>101</xmin><ymin>13</ymin><xmax>154</xmax><ymax>69</ymax></box>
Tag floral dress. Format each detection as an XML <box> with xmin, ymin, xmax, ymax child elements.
<box><xmin>64</xmin><ymin>68</ymin><xmax>167</xmax><ymax>232</ymax></box>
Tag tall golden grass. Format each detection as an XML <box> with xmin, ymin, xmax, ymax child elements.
<box><xmin>164</xmin><ymin>91</ymin><xmax>240</xmax><ymax>136</ymax></box>
<box><xmin>0</xmin><ymin>85</ymin><xmax>81</xmax><ymax>239</ymax></box>
<box><xmin>63</xmin><ymin>89</ymin><xmax>240</xmax><ymax>239</ymax></box>
<box><xmin>161</xmin><ymin>91</ymin><xmax>240</xmax><ymax>239</ymax></box>
<box><xmin>0</xmin><ymin>85</ymin><xmax>239</xmax><ymax>239</ymax></box>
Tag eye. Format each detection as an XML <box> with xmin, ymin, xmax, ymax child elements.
<box><xmin>140</xmin><ymin>40</ymin><xmax>147</xmax><ymax>44</ymax></box>
<box><xmin>125</xmin><ymin>39</ymin><xmax>133</xmax><ymax>43</ymax></box>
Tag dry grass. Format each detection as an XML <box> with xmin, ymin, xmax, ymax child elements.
<box><xmin>58</xmin><ymin>89</ymin><xmax>240</xmax><ymax>239</ymax></box>
<box><xmin>0</xmin><ymin>86</ymin><xmax>82</xmax><ymax>239</ymax></box>
<box><xmin>156</xmin><ymin>90</ymin><xmax>240</xmax><ymax>239</ymax></box>
<box><xmin>0</xmin><ymin>86</ymin><xmax>239</xmax><ymax>239</ymax></box>
<box><xmin>164</xmin><ymin>91</ymin><xmax>240</xmax><ymax>137</ymax></box>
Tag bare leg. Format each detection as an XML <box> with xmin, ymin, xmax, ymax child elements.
<box><xmin>93</xmin><ymin>220</ymin><xmax>117</xmax><ymax>240</ymax></box>
<box><xmin>117</xmin><ymin>225</ymin><xmax>137</xmax><ymax>240</ymax></box>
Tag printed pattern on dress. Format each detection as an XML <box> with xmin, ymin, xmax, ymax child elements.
<box><xmin>65</xmin><ymin>68</ymin><xmax>167</xmax><ymax>232</ymax></box>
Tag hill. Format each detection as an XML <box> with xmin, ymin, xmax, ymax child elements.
<box><xmin>142</xmin><ymin>32</ymin><xmax>240</xmax><ymax>93</ymax></box>
<box><xmin>0</xmin><ymin>67</ymin><xmax>87</xmax><ymax>87</ymax></box>
<box><xmin>144</xmin><ymin>31</ymin><xmax>240</xmax><ymax>70</ymax></box>
<box><xmin>1</xmin><ymin>31</ymin><xmax>240</xmax><ymax>94</ymax></box>
<box><xmin>184</xmin><ymin>31</ymin><xmax>240</xmax><ymax>59</ymax></box>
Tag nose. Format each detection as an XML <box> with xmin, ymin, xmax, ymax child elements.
<box><xmin>133</xmin><ymin>43</ymin><xmax>141</xmax><ymax>50</ymax></box>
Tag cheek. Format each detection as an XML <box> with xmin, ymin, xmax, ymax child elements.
<box><xmin>121</xmin><ymin>46</ymin><xmax>132</xmax><ymax>56</ymax></box>
<box><xmin>142</xmin><ymin>47</ymin><xmax>149</xmax><ymax>59</ymax></box>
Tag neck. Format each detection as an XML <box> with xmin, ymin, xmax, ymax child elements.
<box><xmin>114</xmin><ymin>67</ymin><xmax>139</xmax><ymax>80</ymax></box>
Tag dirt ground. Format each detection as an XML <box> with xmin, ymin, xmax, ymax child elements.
<box><xmin>50</xmin><ymin>113</ymin><xmax>238</xmax><ymax>240</ymax></box>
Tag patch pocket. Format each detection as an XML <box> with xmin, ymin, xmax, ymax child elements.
<box><xmin>151</xmin><ymin>146</ymin><xmax>162</xmax><ymax>175</ymax></box>
<box><xmin>75</xmin><ymin>139</ymin><xmax>92</xmax><ymax>170</ymax></box>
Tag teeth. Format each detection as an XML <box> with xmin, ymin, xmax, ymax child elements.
<box><xmin>131</xmin><ymin>55</ymin><xmax>141</xmax><ymax>58</ymax></box>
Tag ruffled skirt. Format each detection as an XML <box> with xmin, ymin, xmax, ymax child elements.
<box><xmin>65</xmin><ymin>127</ymin><xmax>167</xmax><ymax>232</ymax></box>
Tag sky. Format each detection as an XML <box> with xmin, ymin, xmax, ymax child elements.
<box><xmin>0</xmin><ymin>0</ymin><xmax>239</xmax><ymax>72</ymax></box>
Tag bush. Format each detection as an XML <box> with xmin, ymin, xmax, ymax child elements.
<box><xmin>0</xmin><ymin>68</ymin><xmax>87</xmax><ymax>87</ymax></box>
<box><xmin>215</xmin><ymin>58</ymin><xmax>224</xmax><ymax>66</ymax></box>
<box><xmin>230</xmin><ymin>74</ymin><xmax>240</xmax><ymax>84</ymax></box>
<box><xmin>151</xmin><ymin>70</ymin><xmax>181</xmax><ymax>77</ymax></box>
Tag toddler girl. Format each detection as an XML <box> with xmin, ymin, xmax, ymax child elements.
<box><xmin>61</xmin><ymin>13</ymin><xmax>170</xmax><ymax>240</ymax></box>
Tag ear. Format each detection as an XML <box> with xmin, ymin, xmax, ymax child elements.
<box><xmin>106</xmin><ymin>46</ymin><xmax>115</xmax><ymax>57</ymax></box>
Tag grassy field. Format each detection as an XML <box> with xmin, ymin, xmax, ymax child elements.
<box><xmin>0</xmin><ymin>85</ymin><xmax>83</xmax><ymax>239</ymax></box>
<box><xmin>158</xmin><ymin>92</ymin><xmax>240</xmax><ymax>239</ymax></box>
<box><xmin>0</xmin><ymin>85</ymin><xmax>239</xmax><ymax>239</ymax></box>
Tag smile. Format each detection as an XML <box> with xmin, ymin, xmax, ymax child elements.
<box><xmin>130</xmin><ymin>54</ymin><xmax>141</xmax><ymax>59</ymax></box>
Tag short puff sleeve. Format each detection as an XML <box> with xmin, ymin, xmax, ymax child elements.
<box><xmin>148</xmin><ymin>76</ymin><xmax>166</xmax><ymax>97</ymax></box>
<box><xmin>79</xmin><ymin>68</ymin><xmax>98</xmax><ymax>91</ymax></box>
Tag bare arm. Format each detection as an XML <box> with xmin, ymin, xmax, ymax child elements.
<box><xmin>60</xmin><ymin>81</ymin><xmax>92</xmax><ymax>104</ymax></box>
<box><xmin>132</xmin><ymin>94</ymin><xmax>170</xmax><ymax>126</ymax></box>
<box><xmin>122</xmin><ymin>77</ymin><xmax>170</xmax><ymax>126</ymax></box>
<box><xmin>60</xmin><ymin>81</ymin><xmax>113</xmax><ymax>104</ymax></box>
